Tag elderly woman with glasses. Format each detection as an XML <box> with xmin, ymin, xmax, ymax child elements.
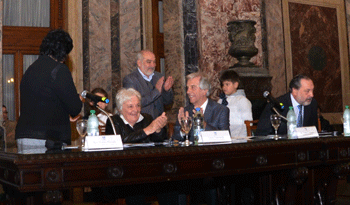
<box><xmin>105</xmin><ymin>88</ymin><xmax>167</xmax><ymax>143</ymax></box>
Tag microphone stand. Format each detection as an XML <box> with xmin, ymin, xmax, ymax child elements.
<box><xmin>272</xmin><ymin>107</ymin><xmax>287</xmax><ymax>121</ymax></box>
<box><xmin>95</xmin><ymin>105</ymin><xmax>117</xmax><ymax>136</ymax></box>
<box><xmin>266</xmin><ymin>99</ymin><xmax>287</xmax><ymax>121</ymax></box>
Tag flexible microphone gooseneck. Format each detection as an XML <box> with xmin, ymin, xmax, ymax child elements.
<box><xmin>81</xmin><ymin>90</ymin><xmax>110</xmax><ymax>104</ymax></box>
<box><xmin>263</xmin><ymin>91</ymin><xmax>285</xmax><ymax>111</ymax></box>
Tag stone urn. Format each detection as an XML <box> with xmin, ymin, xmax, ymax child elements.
<box><xmin>227</xmin><ymin>20</ymin><xmax>258</xmax><ymax>67</ymax></box>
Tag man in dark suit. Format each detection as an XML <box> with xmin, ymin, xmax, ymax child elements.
<box><xmin>173</xmin><ymin>72</ymin><xmax>229</xmax><ymax>141</ymax></box>
<box><xmin>173</xmin><ymin>71</ymin><xmax>229</xmax><ymax>205</ymax></box>
<box><xmin>123</xmin><ymin>50</ymin><xmax>174</xmax><ymax>119</ymax></box>
<box><xmin>256</xmin><ymin>75</ymin><xmax>318</xmax><ymax>136</ymax></box>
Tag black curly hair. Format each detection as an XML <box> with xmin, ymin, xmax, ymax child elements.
<box><xmin>40</xmin><ymin>29</ymin><xmax>73</xmax><ymax>62</ymax></box>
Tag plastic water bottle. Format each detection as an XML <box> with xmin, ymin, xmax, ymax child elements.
<box><xmin>87</xmin><ymin>110</ymin><xmax>99</xmax><ymax>136</ymax></box>
<box><xmin>193</xmin><ymin>108</ymin><xmax>204</xmax><ymax>144</ymax></box>
<box><xmin>287</xmin><ymin>106</ymin><xmax>297</xmax><ymax>139</ymax></box>
<box><xmin>343</xmin><ymin>105</ymin><xmax>350</xmax><ymax>137</ymax></box>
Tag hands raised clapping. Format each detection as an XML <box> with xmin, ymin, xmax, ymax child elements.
<box><xmin>143</xmin><ymin>112</ymin><xmax>167</xmax><ymax>135</ymax></box>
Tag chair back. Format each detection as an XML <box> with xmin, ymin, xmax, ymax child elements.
<box><xmin>244</xmin><ymin>120</ymin><xmax>259</xmax><ymax>136</ymax></box>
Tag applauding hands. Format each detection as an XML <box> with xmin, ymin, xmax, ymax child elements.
<box><xmin>144</xmin><ymin>112</ymin><xmax>167</xmax><ymax>135</ymax></box>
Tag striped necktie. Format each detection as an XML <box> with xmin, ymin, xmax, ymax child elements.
<box><xmin>297</xmin><ymin>105</ymin><xmax>303</xmax><ymax>127</ymax></box>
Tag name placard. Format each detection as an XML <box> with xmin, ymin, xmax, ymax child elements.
<box><xmin>295</xmin><ymin>126</ymin><xmax>319</xmax><ymax>139</ymax></box>
<box><xmin>84</xmin><ymin>135</ymin><xmax>123</xmax><ymax>150</ymax></box>
<box><xmin>199</xmin><ymin>130</ymin><xmax>231</xmax><ymax>143</ymax></box>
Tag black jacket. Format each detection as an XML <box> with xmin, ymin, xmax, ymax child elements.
<box><xmin>15</xmin><ymin>55</ymin><xmax>82</xmax><ymax>144</ymax></box>
<box><xmin>105</xmin><ymin>113</ymin><xmax>166</xmax><ymax>143</ymax></box>
<box><xmin>256</xmin><ymin>93</ymin><xmax>318</xmax><ymax>136</ymax></box>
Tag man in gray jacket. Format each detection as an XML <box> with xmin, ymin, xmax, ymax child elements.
<box><xmin>123</xmin><ymin>50</ymin><xmax>174</xmax><ymax>119</ymax></box>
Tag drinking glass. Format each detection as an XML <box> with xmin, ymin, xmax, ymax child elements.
<box><xmin>76</xmin><ymin>119</ymin><xmax>88</xmax><ymax>147</ymax></box>
<box><xmin>270</xmin><ymin>114</ymin><xmax>281</xmax><ymax>140</ymax></box>
<box><xmin>180</xmin><ymin>116</ymin><xmax>193</xmax><ymax>146</ymax></box>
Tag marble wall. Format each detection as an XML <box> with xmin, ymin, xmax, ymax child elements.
<box><xmin>197</xmin><ymin>0</ymin><xmax>263</xmax><ymax>90</ymax></box>
<box><xmin>163</xmin><ymin>0</ymin><xmax>186</xmax><ymax>117</ymax></box>
<box><xmin>82</xmin><ymin>0</ymin><xmax>113</xmax><ymax>111</ymax></box>
<box><xmin>79</xmin><ymin>0</ymin><xmax>350</xmax><ymax>123</ymax></box>
<box><xmin>0</xmin><ymin>0</ymin><xmax>2</xmax><ymax>115</ymax></box>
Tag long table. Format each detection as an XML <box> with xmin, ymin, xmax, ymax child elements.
<box><xmin>0</xmin><ymin>136</ymin><xmax>350</xmax><ymax>204</ymax></box>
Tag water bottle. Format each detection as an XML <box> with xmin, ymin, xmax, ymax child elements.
<box><xmin>287</xmin><ymin>106</ymin><xmax>297</xmax><ymax>139</ymax></box>
<box><xmin>87</xmin><ymin>110</ymin><xmax>100</xmax><ymax>136</ymax></box>
<box><xmin>193</xmin><ymin>108</ymin><xmax>204</xmax><ymax>144</ymax></box>
<box><xmin>343</xmin><ymin>105</ymin><xmax>350</xmax><ymax>137</ymax></box>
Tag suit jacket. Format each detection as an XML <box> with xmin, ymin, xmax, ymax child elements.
<box><xmin>255</xmin><ymin>93</ymin><xmax>318</xmax><ymax>136</ymax></box>
<box><xmin>123</xmin><ymin>69</ymin><xmax>174</xmax><ymax>119</ymax></box>
<box><xmin>173</xmin><ymin>99</ymin><xmax>230</xmax><ymax>141</ymax></box>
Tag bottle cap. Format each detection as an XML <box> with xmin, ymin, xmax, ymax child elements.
<box><xmin>346</xmin><ymin>105</ymin><xmax>349</xmax><ymax>109</ymax></box>
<box><xmin>195</xmin><ymin>107</ymin><xmax>201</xmax><ymax>112</ymax></box>
<box><xmin>289</xmin><ymin>106</ymin><xmax>293</xmax><ymax>110</ymax></box>
<box><xmin>90</xmin><ymin>110</ymin><xmax>96</xmax><ymax>114</ymax></box>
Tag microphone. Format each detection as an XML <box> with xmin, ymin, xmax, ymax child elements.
<box><xmin>263</xmin><ymin>91</ymin><xmax>284</xmax><ymax>111</ymax></box>
<box><xmin>81</xmin><ymin>90</ymin><xmax>110</xmax><ymax>104</ymax></box>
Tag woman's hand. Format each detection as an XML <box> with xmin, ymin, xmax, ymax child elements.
<box><xmin>144</xmin><ymin>112</ymin><xmax>168</xmax><ymax>135</ymax></box>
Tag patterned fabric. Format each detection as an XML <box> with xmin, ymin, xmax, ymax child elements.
<box><xmin>219</xmin><ymin>93</ymin><xmax>228</xmax><ymax>106</ymax></box>
<box><xmin>297</xmin><ymin>105</ymin><xmax>303</xmax><ymax>127</ymax></box>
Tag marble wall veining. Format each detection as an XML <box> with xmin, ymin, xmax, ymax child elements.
<box><xmin>163</xmin><ymin>0</ymin><xmax>186</xmax><ymax>119</ymax></box>
<box><xmin>0</xmin><ymin>0</ymin><xmax>2</xmax><ymax>114</ymax></box>
<box><xmin>119</xmin><ymin>0</ymin><xmax>141</xmax><ymax>80</ymax></box>
<box><xmin>197</xmin><ymin>0</ymin><xmax>263</xmax><ymax>90</ymax></box>
<box><xmin>78</xmin><ymin>0</ymin><xmax>350</xmax><ymax>123</ymax></box>
<box><xmin>289</xmin><ymin>3</ymin><xmax>341</xmax><ymax>113</ymax></box>
<box><xmin>110</xmin><ymin>0</ymin><xmax>120</xmax><ymax>109</ymax></box>
<box><xmin>82</xmin><ymin>0</ymin><xmax>113</xmax><ymax>112</ymax></box>
<box><xmin>265</xmin><ymin>0</ymin><xmax>286</xmax><ymax>97</ymax></box>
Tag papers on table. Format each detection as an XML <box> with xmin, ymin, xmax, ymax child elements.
<box><xmin>295</xmin><ymin>126</ymin><xmax>319</xmax><ymax>139</ymax></box>
<box><xmin>123</xmin><ymin>143</ymin><xmax>155</xmax><ymax>147</ymax></box>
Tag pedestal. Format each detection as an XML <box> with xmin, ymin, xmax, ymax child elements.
<box><xmin>231</xmin><ymin>66</ymin><xmax>272</xmax><ymax>120</ymax></box>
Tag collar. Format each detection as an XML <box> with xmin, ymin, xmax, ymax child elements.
<box><xmin>138</xmin><ymin>68</ymin><xmax>154</xmax><ymax>82</ymax></box>
<box><xmin>195</xmin><ymin>99</ymin><xmax>208</xmax><ymax>114</ymax></box>
<box><xmin>120</xmin><ymin>114</ymin><xmax>144</xmax><ymax>128</ymax></box>
<box><xmin>290</xmin><ymin>93</ymin><xmax>303</xmax><ymax>115</ymax></box>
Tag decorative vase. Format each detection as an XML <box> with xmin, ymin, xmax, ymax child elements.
<box><xmin>227</xmin><ymin>20</ymin><xmax>258</xmax><ymax>67</ymax></box>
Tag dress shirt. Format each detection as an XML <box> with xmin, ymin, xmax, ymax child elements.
<box><xmin>138</xmin><ymin>68</ymin><xmax>154</xmax><ymax>82</ymax></box>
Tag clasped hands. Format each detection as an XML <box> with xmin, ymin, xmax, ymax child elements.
<box><xmin>143</xmin><ymin>112</ymin><xmax>167</xmax><ymax>135</ymax></box>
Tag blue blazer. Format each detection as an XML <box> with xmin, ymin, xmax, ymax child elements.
<box><xmin>123</xmin><ymin>69</ymin><xmax>174</xmax><ymax>119</ymax></box>
<box><xmin>173</xmin><ymin>99</ymin><xmax>230</xmax><ymax>141</ymax></box>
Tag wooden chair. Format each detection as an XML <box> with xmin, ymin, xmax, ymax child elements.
<box><xmin>318</xmin><ymin>117</ymin><xmax>321</xmax><ymax>132</ymax></box>
<box><xmin>99</xmin><ymin>125</ymin><xmax>106</xmax><ymax>135</ymax></box>
<box><xmin>244</xmin><ymin>120</ymin><xmax>259</xmax><ymax>136</ymax></box>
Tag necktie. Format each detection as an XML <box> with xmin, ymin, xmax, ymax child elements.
<box><xmin>219</xmin><ymin>93</ymin><xmax>228</xmax><ymax>106</ymax></box>
<box><xmin>297</xmin><ymin>105</ymin><xmax>303</xmax><ymax>127</ymax></box>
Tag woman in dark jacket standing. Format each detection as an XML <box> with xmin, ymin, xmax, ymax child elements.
<box><xmin>15</xmin><ymin>29</ymin><xmax>82</xmax><ymax>153</ymax></box>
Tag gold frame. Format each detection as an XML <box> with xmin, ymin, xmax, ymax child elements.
<box><xmin>282</xmin><ymin>0</ymin><xmax>350</xmax><ymax>123</ymax></box>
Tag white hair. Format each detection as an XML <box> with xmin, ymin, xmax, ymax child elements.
<box><xmin>186</xmin><ymin>72</ymin><xmax>211</xmax><ymax>96</ymax></box>
<box><xmin>115</xmin><ymin>88</ymin><xmax>141</xmax><ymax>114</ymax></box>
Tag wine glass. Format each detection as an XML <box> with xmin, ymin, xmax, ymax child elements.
<box><xmin>76</xmin><ymin>119</ymin><xmax>88</xmax><ymax>147</ymax></box>
<box><xmin>270</xmin><ymin>114</ymin><xmax>281</xmax><ymax>140</ymax></box>
<box><xmin>180</xmin><ymin>116</ymin><xmax>193</xmax><ymax>146</ymax></box>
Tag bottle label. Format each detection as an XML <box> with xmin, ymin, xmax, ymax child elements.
<box><xmin>288</xmin><ymin>123</ymin><xmax>297</xmax><ymax>139</ymax></box>
<box><xmin>344</xmin><ymin>121</ymin><xmax>350</xmax><ymax>136</ymax></box>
